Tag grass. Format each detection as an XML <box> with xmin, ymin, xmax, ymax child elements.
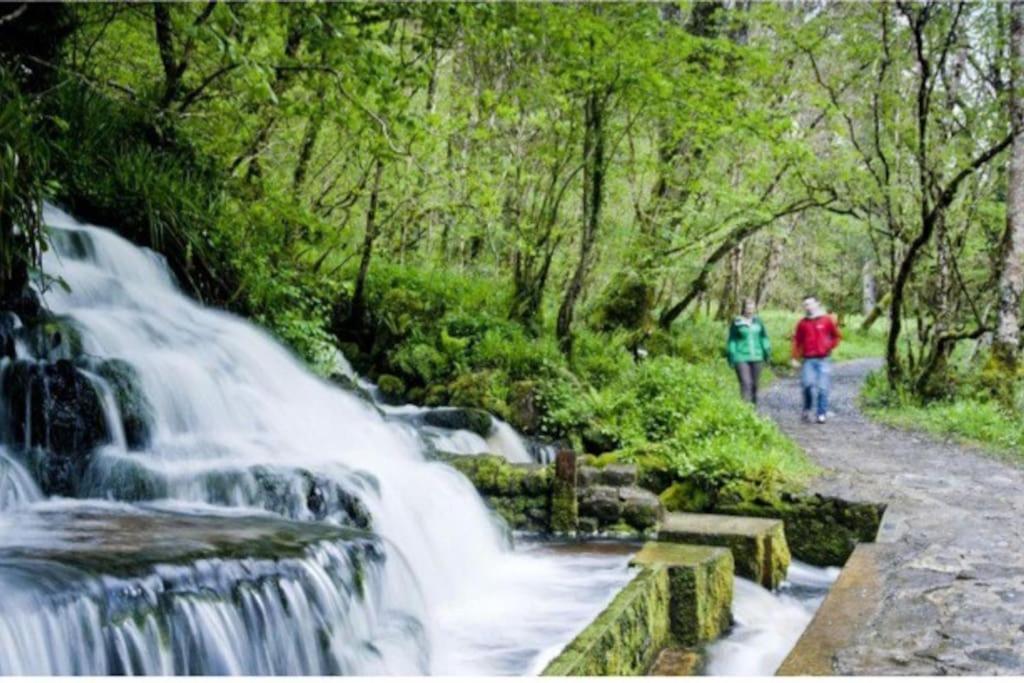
<box><xmin>859</xmin><ymin>360</ymin><xmax>1024</xmax><ymax>461</ymax></box>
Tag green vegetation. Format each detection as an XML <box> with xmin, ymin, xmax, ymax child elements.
<box><xmin>2</xmin><ymin>1</ymin><xmax>1021</xmax><ymax>503</ymax></box>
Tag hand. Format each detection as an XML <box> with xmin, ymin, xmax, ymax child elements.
<box><xmin>789</xmin><ymin>358</ymin><xmax>800</xmax><ymax>369</ymax></box>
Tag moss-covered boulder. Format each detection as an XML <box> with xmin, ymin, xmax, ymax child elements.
<box><xmin>439</xmin><ymin>453</ymin><xmax>552</xmax><ymax>533</ymax></box>
<box><xmin>375</xmin><ymin>374</ymin><xmax>406</xmax><ymax>404</ymax></box>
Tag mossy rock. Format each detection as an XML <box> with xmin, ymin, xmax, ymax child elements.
<box><xmin>376</xmin><ymin>374</ymin><xmax>406</xmax><ymax>403</ymax></box>
<box><xmin>17</xmin><ymin>313</ymin><xmax>84</xmax><ymax>360</ymax></box>
<box><xmin>93</xmin><ymin>358</ymin><xmax>154</xmax><ymax>450</ymax></box>
<box><xmin>660</xmin><ymin>480</ymin><xmax>715</xmax><ymax>513</ymax></box>
<box><xmin>422</xmin><ymin>407</ymin><xmax>494</xmax><ymax>438</ymax></box>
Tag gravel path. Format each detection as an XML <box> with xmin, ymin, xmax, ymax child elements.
<box><xmin>761</xmin><ymin>358</ymin><xmax>1024</xmax><ymax>674</ymax></box>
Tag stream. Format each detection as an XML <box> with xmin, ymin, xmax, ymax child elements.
<box><xmin>0</xmin><ymin>206</ymin><xmax>834</xmax><ymax>675</ymax></box>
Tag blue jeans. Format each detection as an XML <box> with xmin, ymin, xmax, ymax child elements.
<box><xmin>801</xmin><ymin>357</ymin><xmax>831</xmax><ymax>417</ymax></box>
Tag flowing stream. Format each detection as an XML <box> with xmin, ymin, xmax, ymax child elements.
<box><xmin>0</xmin><ymin>207</ymin><xmax>634</xmax><ymax>675</ymax></box>
<box><xmin>704</xmin><ymin>560</ymin><xmax>839</xmax><ymax>676</ymax></box>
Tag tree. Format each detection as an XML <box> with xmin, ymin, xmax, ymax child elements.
<box><xmin>994</xmin><ymin>0</ymin><xmax>1024</xmax><ymax>369</ymax></box>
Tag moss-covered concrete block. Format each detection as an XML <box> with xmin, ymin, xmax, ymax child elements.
<box><xmin>631</xmin><ymin>541</ymin><xmax>733</xmax><ymax>646</ymax></box>
<box><xmin>658</xmin><ymin>512</ymin><xmax>790</xmax><ymax>590</ymax></box>
<box><xmin>541</xmin><ymin>567</ymin><xmax>671</xmax><ymax>676</ymax></box>
<box><xmin>715</xmin><ymin>493</ymin><xmax>884</xmax><ymax>567</ymax></box>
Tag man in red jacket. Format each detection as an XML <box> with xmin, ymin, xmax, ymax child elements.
<box><xmin>791</xmin><ymin>296</ymin><xmax>841</xmax><ymax>423</ymax></box>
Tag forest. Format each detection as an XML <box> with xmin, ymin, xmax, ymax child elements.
<box><xmin>1</xmin><ymin>1</ymin><xmax>1022</xmax><ymax>501</ymax></box>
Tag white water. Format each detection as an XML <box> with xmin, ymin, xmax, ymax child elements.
<box><xmin>373</xmin><ymin>398</ymin><xmax>536</xmax><ymax>464</ymax></box>
<box><xmin>0</xmin><ymin>206</ymin><xmax>632</xmax><ymax>674</ymax></box>
<box><xmin>0</xmin><ymin>447</ymin><xmax>40</xmax><ymax>510</ymax></box>
<box><xmin>704</xmin><ymin>560</ymin><xmax>840</xmax><ymax>676</ymax></box>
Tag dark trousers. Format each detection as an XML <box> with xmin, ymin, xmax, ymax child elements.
<box><xmin>734</xmin><ymin>361</ymin><xmax>763</xmax><ymax>405</ymax></box>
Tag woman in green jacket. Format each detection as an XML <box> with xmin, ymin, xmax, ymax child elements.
<box><xmin>725</xmin><ymin>298</ymin><xmax>772</xmax><ymax>405</ymax></box>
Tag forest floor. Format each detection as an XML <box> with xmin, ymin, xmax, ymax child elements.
<box><xmin>762</xmin><ymin>358</ymin><xmax>1024</xmax><ymax>674</ymax></box>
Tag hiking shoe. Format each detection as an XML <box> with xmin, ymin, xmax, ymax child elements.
<box><xmin>816</xmin><ymin>414</ymin><xmax>827</xmax><ymax>424</ymax></box>
<box><xmin>801</xmin><ymin>411</ymin><xmax>813</xmax><ymax>423</ymax></box>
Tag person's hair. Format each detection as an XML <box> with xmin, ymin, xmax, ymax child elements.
<box><xmin>742</xmin><ymin>297</ymin><xmax>756</xmax><ymax>309</ymax></box>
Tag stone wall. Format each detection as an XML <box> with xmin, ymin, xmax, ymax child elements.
<box><xmin>439</xmin><ymin>452</ymin><xmax>663</xmax><ymax>537</ymax></box>
<box><xmin>541</xmin><ymin>541</ymin><xmax>733</xmax><ymax>676</ymax></box>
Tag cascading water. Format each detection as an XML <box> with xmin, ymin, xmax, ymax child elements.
<box><xmin>0</xmin><ymin>206</ymin><xmax>635</xmax><ymax>674</ymax></box>
<box><xmin>704</xmin><ymin>560</ymin><xmax>839</xmax><ymax>676</ymax></box>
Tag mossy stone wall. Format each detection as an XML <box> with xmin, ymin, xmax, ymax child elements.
<box><xmin>542</xmin><ymin>541</ymin><xmax>733</xmax><ymax>676</ymax></box>
<box><xmin>541</xmin><ymin>567</ymin><xmax>672</xmax><ymax>676</ymax></box>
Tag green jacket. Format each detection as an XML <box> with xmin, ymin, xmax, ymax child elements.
<box><xmin>726</xmin><ymin>315</ymin><xmax>771</xmax><ymax>365</ymax></box>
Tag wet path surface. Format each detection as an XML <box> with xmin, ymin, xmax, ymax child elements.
<box><xmin>761</xmin><ymin>359</ymin><xmax>1024</xmax><ymax>674</ymax></box>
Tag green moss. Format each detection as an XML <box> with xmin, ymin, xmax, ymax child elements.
<box><xmin>376</xmin><ymin>374</ymin><xmax>406</xmax><ymax>402</ymax></box>
<box><xmin>550</xmin><ymin>476</ymin><xmax>578</xmax><ymax>535</ymax></box>
<box><xmin>715</xmin><ymin>494</ymin><xmax>884</xmax><ymax>567</ymax></box>
<box><xmin>632</xmin><ymin>542</ymin><xmax>733</xmax><ymax>646</ymax></box>
<box><xmin>541</xmin><ymin>567</ymin><xmax>671</xmax><ymax>676</ymax></box>
<box><xmin>660</xmin><ymin>480</ymin><xmax>714</xmax><ymax>513</ymax></box>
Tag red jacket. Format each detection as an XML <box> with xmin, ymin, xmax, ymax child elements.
<box><xmin>792</xmin><ymin>315</ymin><xmax>841</xmax><ymax>359</ymax></box>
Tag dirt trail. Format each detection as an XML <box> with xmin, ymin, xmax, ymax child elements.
<box><xmin>761</xmin><ymin>358</ymin><xmax>1024</xmax><ymax>674</ymax></box>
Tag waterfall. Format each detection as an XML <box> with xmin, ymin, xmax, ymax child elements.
<box><xmin>0</xmin><ymin>447</ymin><xmax>40</xmax><ymax>510</ymax></box>
<box><xmin>0</xmin><ymin>206</ymin><xmax>634</xmax><ymax>674</ymax></box>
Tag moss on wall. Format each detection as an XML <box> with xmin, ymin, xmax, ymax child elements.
<box><xmin>541</xmin><ymin>567</ymin><xmax>671</xmax><ymax>676</ymax></box>
<box><xmin>716</xmin><ymin>494</ymin><xmax>884</xmax><ymax>567</ymax></box>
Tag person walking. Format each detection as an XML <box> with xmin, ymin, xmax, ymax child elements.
<box><xmin>791</xmin><ymin>295</ymin><xmax>841</xmax><ymax>423</ymax></box>
<box><xmin>726</xmin><ymin>298</ymin><xmax>771</xmax><ymax>405</ymax></box>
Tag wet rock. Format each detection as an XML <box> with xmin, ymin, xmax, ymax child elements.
<box><xmin>620</xmin><ymin>486</ymin><xmax>663</xmax><ymax>531</ymax></box>
<box><xmin>16</xmin><ymin>314</ymin><xmax>83</xmax><ymax>360</ymax></box>
<box><xmin>327</xmin><ymin>371</ymin><xmax>374</xmax><ymax>404</ymax></box>
<box><xmin>578</xmin><ymin>516</ymin><xmax>599</xmax><ymax>535</ymax></box>
<box><xmin>2</xmin><ymin>359</ymin><xmax>109</xmax><ymax>496</ymax></box>
<box><xmin>0</xmin><ymin>312</ymin><xmax>18</xmax><ymax>360</ymax></box>
<box><xmin>421</xmin><ymin>407</ymin><xmax>493</xmax><ymax>438</ymax></box>
<box><xmin>601</xmin><ymin>464</ymin><xmax>638</xmax><ymax>487</ymax></box>
<box><xmin>579</xmin><ymin>485</ymin><xmax>622</xmax><ymax>524</ymax></box>
<box><xmin>0</xmin><ymin>285</ymin><xmax>41</xmax><ymax>322</ymax></box>
<box><xmin>92</xmin><ymin>358</ymin><xmax>153</xmax><ymax>450</ymax></box>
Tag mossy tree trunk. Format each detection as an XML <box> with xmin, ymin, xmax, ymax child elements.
<box><xmin>994</xmin><ymin>0</ymin><xmax>1024</xmax><ymax>373</ymax></box>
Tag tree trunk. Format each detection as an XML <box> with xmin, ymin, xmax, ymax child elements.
<box><xmin>755</xmin><ymin>235</ymin><xmax>785</xmax><ymax>310</ymax></box>
<box><xmin>557</xmin><ymin>84</ymin><xmax>606</xmax><ymax>355</ymax></box>
<box><xmin>349</xmin><ymin>158</ymin><xmax>385</xmax><ymax>326</ymax></box>
<box><xmin>860</xmin><ymin>291</ymin><xmax>890</xmax><ymax>333</ymax></box>
<box><xmin>995</xmin><ymin>0</ymin><xmax>1024</xmax><ymax>368</ymax></box>
<box><xmin>716</xmin><ymin>242</ymin><xmax>744</xmax><ymax>321</ymax></box>
<box><xmin>292</xmin><ymin>108</ymin><xmax>324</xmax><ymax>197</ymax></box>
<box><xmin>861</xmin><ymin>259</ymin><xmax>877</xmax><ymax>317</ymax></box>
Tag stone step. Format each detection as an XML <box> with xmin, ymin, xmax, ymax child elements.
<box><xmin>657</xmin><ymin>512</ymin><xmax>790</xmax><ymax>589</ymax></box>
<box><xmin>776</xmin><ymin>543</ymin><xmax>886</xmax><ymax>675</ymax></box>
